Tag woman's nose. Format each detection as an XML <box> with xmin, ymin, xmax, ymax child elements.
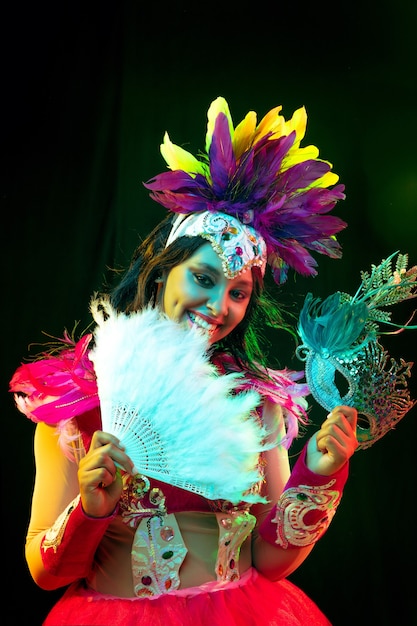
<box><xmin>207</xmin><ymin>289</ymin><xmax>228</xmax><ymax>317</ymax></box>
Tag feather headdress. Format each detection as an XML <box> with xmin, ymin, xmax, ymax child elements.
<box><xmin>89</xmin><ymin>297</ymin><xmax>270</xmax><ymax>504</ymax></box>
<box><xmin>144</xmin><ymin>96</ymin><xmax>347</xmax><ymax>284</ymax></box>
<box><xmin>296</xmin><ymin>252</ymin><xmax>417</xmax><ymax>448</ymax></box>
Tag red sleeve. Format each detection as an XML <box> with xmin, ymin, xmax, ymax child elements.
<box><xmin>258</xmin><ymin>444</ymin><xmax>348</xmax><ymax>548</ymax></box>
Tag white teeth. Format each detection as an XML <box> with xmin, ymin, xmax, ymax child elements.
<box><xmin>188</xmin><ymin>312</ymin><xmax>217</xmax><ymax>334</ymax></box>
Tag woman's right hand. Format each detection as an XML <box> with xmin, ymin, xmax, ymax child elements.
<box><xmin>78</xmin><ymin>431</ymin><xmax>136</xmax><ymax>518</ymax></box>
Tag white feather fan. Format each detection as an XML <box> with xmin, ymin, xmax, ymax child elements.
<box><xmin>89</xmin><ymin>297</ymin><xmax>268</xmax><ymax>504</ymax></box>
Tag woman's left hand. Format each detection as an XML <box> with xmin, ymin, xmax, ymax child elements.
<box><xmin>306</xmin><ymin>405</ymin><xmax>358</xmax><ymax>476</ymax></box>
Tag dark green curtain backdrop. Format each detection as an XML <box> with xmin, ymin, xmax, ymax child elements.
<box><xmin>3</xmin><ymin>3</ymin><xmax>416</xmax><ymax>625</ymax></box>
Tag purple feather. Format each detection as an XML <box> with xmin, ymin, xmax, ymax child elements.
<box><xmin>280</xmin><ymin>160</ymin><xmax>331</xmax><ymax>191</ymax></box>
<box><xmin>209</xmin><ymin>114</ymin><xmax>236</xmax><ymax>194</ymax></box>
<box><xmin>144</xmin><ymin>170</ymin><xmax>199</xmax><ymax>192</ymax></box>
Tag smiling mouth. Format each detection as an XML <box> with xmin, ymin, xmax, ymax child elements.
<box><xmin>187</xmin><ymin>312</ymin><xmax>219</xmax><ymax>338</ymax></box>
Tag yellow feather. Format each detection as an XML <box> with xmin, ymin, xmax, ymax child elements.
<box><xmin>233</xmin><ymin>111</ymin><xmax>257</xmax><ymax>159</ymax></box>
<box><xmin>205</xmin><ymin>96</ymin><xmax>233</xmax><ymax>153</ymax></box>
<box><xmin>161</xmin><ymin>132</ymin><xmax>206</xmax><ymax>175</ymax></box>
<box><xmin>254</xmin><ymin>106</ymin><xmax>284</xmax><ymax>142</ymax></box>
<box><xmin>313</xmin><ymin>170</ymin><xmax>340</xmax><ymax>188</ymax></box>
<box><xmin>282</xmin><ymin>145</ymin><xmax>320</xmax><ymax>172</ymax></box>
<box><xmin>283</xmin><ymin>106</ymin><xmax>307</xmax><ymax>144</ymax></box>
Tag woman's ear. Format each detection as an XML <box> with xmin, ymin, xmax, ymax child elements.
<box><xmin>154</xmin><ymin>275</ymin><xmax>165</xmax><ymax>308</ymax></box>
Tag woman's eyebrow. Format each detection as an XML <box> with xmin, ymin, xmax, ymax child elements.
<box><xmin>195</xmin><ymin>263</ymin><xmax>252</xmax><ymax>288</ymax></box>
<box><xmin>196</xmin><ymin>263</ymin><xmax>222</xmax><ymax>276</ymax></box>
<box><xmin>233</xmin><ymin>278</ymin><xmax>253</xmax><ymax>289</ymax></box>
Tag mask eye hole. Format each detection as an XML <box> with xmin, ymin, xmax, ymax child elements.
<box><xmin>333</xmin><ymin>370</ymin><xmax>350</xmax><ymax>399</ymax></box>
<box><xmin>357</xmin><ymin>413</ymin><xmax>371</xmax><ymax>431</ymax></box>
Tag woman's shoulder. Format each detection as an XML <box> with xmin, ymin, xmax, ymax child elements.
<box><xmin>212</xmin><ymin>350</ymin><xmax>310</xmax><ymax>449</ymax></box>
<box><xmin>9</xmin><ymin>332</ymin><xmax>99</xmax><ymax>425</ymax></box>
<box><xmin>212</xmin><ymin>351</ymin><xmax>308</xmax><ymax>398</ymax></box>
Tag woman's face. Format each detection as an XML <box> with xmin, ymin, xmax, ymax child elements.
<box><xmin>159</xmin><ymin>242</ymin><xmax>253</xmax><ymax>345</ymax></box>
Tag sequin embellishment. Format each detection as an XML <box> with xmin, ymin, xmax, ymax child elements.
<box><xmin>272</xmin><ymin>480</ymin><xmax>341</xmax><ymax>548</ymax></box>
<box><xmin>215</xmin><ymin>509</ymin><xmax>256</xmax><ymax>581</ymax></box>
<box><xmin>119</xmin><ymin>474</ymin><xmax>187</xmax><ymax>596</ymax></box>
<box><xmin>42</xmin><ymin>495</ymin><xmax>81</xmax><ymax>553</ymax></box>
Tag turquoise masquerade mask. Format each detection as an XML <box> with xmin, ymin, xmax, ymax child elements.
<box><xmin>296</xmin><ymin>252</ymin><xmax>417</xmax><ymax>449</ymax></box>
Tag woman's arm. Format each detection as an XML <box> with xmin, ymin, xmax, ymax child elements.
<box><xmin>25</xmin><ymin>422</ymin><xmax>134</xmax><ymax>590</ymax></box>
<box><xmin>252</xmin><ymin>405</ymin><xmax>358</xmax><ymax>580</ymax></box>
<box><xmin>26</xmin><ymin>422</ymin><xmax>86</xmax><ymax>589</ymax></box>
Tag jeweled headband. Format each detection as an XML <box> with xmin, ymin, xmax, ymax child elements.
<box><xmin>165</xmin><ymin>211</ymin><xmax>267</xmax><ymax>278</ymax></box>
<box><xmin>144</xmin><ymin>96</ymin><xmax>347</xmax><ymax>284</ymax></box>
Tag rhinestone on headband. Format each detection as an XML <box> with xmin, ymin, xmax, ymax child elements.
<box><xmin>165</xmin><ymin>211</ymin><xmax>267</xmax><ymax>279</ymax></box>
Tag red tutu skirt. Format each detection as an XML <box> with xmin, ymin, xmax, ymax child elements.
<box><xmin>42</xmin><ymin>568</ymin><xmax>331</xmax><ymax>626</ymax></box>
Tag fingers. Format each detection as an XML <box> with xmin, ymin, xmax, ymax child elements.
<box><xmin>305</xmin><ymin>405</ymin><xmax>358</xmax><ymax>477</ymax></box>
<box><xmin>88</xmin><ymin>431</ymin><xmax>136</xmax><ymax>476</ymax></box>
<box><xmin>316</xmin><ymin>406</ymin><xmax>358</xmax><ymax>459</ymax></box>
<box><xmin>328</xmin><ymin>405</ymin><xmax>358</xmax><ymax>433</ymax></box>
<box><xmin>96</xmin><ymin>466</ymin><xmax>120</xmax><ymax>490</ymax></box>
<box><xmin>77</xmin><ymin>431</ymin><xmax>137</xmax><ymax>518</ymax></box>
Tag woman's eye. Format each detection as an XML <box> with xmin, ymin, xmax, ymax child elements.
<box><xmin>194</xmin><ymin>273</ymin><xmax>213</xmax><ymax>287</ymax></box>
<box><xmin>231</xmin><ymin>290</ymin><xmax>246</xmax><ymax>301</ymax></box>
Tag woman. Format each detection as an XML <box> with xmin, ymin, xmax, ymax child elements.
<box><xmin>10</xmin><ymin>97</ymin><xmax>358</xmax><ymax>625</ymax></box>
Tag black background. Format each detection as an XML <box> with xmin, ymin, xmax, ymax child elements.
<box><xmin>2</xmin><ymin>2</ymin><xmax>417</xmax><ymax>624</ymax></box>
